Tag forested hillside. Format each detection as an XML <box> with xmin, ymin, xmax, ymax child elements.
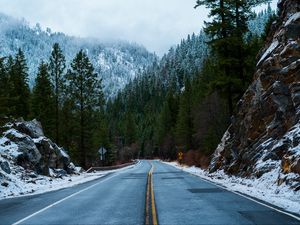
<box><xmin>0</xmin><ymin>4</ymin><xmax>275</xmax><ymax>168</ymax></box>
<box><xmin>0</xmin><ymin>13</ymin><xmax>156</xmax><ymax>98</ymax></box>
<box><xmin>106</xmin><ymin>4</ymin><xmax>276</xmax><ymax>166</ymax></box>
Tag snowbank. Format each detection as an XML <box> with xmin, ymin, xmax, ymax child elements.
<box><xmin>0</xmin><ymin>163</ymin><xmax>137</xmax><ymax>200</ymax></box>
<box><xmin>163</xmin><ymin>161</ymin><xmax>300</xmax><ymax>216</ymax></box>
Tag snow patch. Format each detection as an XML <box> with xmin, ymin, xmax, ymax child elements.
<box><xmin>60</xmin><ymin>148</ymin><xmax>69</xmax><ymax>158</ymax></box>
<box><xmin>285</xmin><ymin>12</ymin><xmax>300</xmax><ymax>27</ymax></box>
<box><xmin>4</xmin><ymin>129</ymin><xmax>25</xmax><ymax>139</ymax></box>
<box><xmin>0</xmin><ymin>137</ymin><xmax>20</xmax><ymax>158</ymax></box>
<box><xmin>214</xmin><ymin>130</ymin><xmax>230</xmax><ymax>157</ymax></box>
<box><xmin>33</xmin><ymin>136</ymin><xmax>44</xmax><ymax>143</ymax></box>
<box><xmin>257</xmin><ymin>40</ymin><xmax>279</xmax><ymax>66</ymax></box>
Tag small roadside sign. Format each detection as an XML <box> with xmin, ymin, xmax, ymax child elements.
<box><xmin>98</xmin><ymin>147</ymin><xmax>107</xmax><ymax>161</ymax></box>
<box><xmin>178</xmin><ymin>151</ymin><xmax>183</xmax><ymax>164</ymax></box>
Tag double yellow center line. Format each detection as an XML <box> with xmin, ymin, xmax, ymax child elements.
<box><xmin>145</xmin><ymin>162</ymin><xmax>158</xmax><ymax>225</ymax></box>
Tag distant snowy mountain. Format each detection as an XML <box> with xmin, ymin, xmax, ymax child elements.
<box><xmin>0</xmin><ymin>13</ymin><xmax>157</xmax><ymax>98</ymax></box>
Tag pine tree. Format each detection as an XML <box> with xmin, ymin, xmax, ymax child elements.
<box><xmin>195</xmin><ymin>0</ymin><xmax>269</xmax><ymax>115</ymax></box>
<box><xmin>175</xmin><ymin>79</ymin><xmax>193</xmax><ymax>151</ymax></box>
<box><xmin>91</xmin><ymin>110</ymin><xmax>110</xmax><ymax>164</ymax></box>
<box><xmin>32</xmin><ymin>61</ymin><xmax>55</xmax><ymax>137</ymax></box>
<box><xmin>156</xmin><ymin>89</ymin><xmax>178</xmax><ymax>159</ymax></box>
<box><xmin>195</xmin><ymin>0</ymin><xmax>235</xmax><ymax>115</ymax></box>
<box><xmin>49</xmin><ymin>43</ymin><xmax>66</xmax><ymax>144</ymax></box>
<box><xmin>66</xmin><ymin>50</ymin><xmax>103</xmax><ymax>168</ymax></box>
<box><xmin>60</xmin><ymin>98</ymin><xmax>77</xmax><ymax>160</ymax></box>
<box><xmin>0</xmin><ymin>57</ymin><xmax>12</xmax><ymax>124</ymax></box>
<box><xmin>0</xmin><ymin>58</ymin><xmax>9</xmax><ymax>115</ymax></box>
<box><xmin>9</xmin><ymin>49</ymin><xmax>31</xmax><ymax>119</ymax></box>
<box><xmin>123</xmin><ymin>112</ymin><xmax>137</xmax><ymax>145</ymax></box>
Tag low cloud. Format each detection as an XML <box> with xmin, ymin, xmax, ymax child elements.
<box><xmin>0</xmin><ymin>0</ymin><xmax>277</xmax><ymax>56</ymax></box>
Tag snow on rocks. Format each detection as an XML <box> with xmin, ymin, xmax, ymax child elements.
<box><xmin>0</xmin><ymin>119</ymin><xmax>78</xmax><ymax>198</ymax></box>
<box><xmin>164</xmin><ymin>161</ymin><xmax>300</xmax><ymax>216</ymax></box>
<box><xmin>257</xmin><ymin>39</ymin><xmax>279</xmax><ymax>66</ymax></box>
<box><xmin>0</xmin><ymin>118</ymin><xmax>139</xmax><ymax>199</ymax></box>
<box><xmin>285</xmin><ymin>12</ymin><xmax>300</xmax><ymax>27</ymax></box>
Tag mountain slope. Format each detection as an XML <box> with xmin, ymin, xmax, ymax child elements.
<box><xmin>0</xmin><ymin>13</ymin><xmax>157</xmax><ymax>98</ymax></box>
<box><xmin>210</xmin><ymin>0</ymin><xmax>300</xmax><ymax>189</ymax></box>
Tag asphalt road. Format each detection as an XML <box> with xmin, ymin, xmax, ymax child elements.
<box><xmin>151</xmin><ymin>161</ymin><xmax>300</xmax><ymax>225</ymax></box>
<box><xmin>0</xmin><ymin>160</ymin><xmax>299</xmax><ymax>225</ymax></box>
<box><xmin>0</xmin><ymin>161</ymin><xmax>150</xmax><ymax>225</ymax></box>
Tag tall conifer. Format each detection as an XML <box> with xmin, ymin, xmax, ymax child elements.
<box><xmin>32</xmin><ymin>61</ymin><xmax>55</xmax><ymax>137</ymax></box>
<box><xmin>49</xmin><ymin>43</ymin><xmax>66</xmax><ymax>144</ymax></box>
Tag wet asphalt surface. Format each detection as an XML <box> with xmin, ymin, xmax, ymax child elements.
<box><xmin>0</xmin><ymin>160</ymin><xmax>299</xmax><ymax>225</ymax></box>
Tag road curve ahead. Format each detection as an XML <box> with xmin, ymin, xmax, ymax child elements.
<box><xmin>151</xmin><ymin>160</ymin><xmax>300</xmax><ymax>225</ymax></box>
<box><xmin>0</xmin><ymin>161</ymin><xmax>151</xmax><ymax>225</ymax></box>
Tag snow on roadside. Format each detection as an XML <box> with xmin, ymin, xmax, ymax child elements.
<box><xmin>0</xmin><ymin>163</ymin><xmax>137</xmax><ymax>200</ymax></box>
<box><xmin>163</xmin><ymin>161</ymin><xmax>300</xmax><ymax>216</ymax></box>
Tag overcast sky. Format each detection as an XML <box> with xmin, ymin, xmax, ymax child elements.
<box><xmin>0</xmin><ymin>0</ymin><xmax>277</xmax><ymax>56</ymax></box>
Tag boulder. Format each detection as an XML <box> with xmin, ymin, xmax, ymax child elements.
<box><xmin>4</xmin><ymin>129</ymin><xmax>42</xmax><ymax>168</ymax></box>
<box><xmin>11</xmin><ymin>119</ymin><xmax>44</xmax><ymax>139</ymax></box>
<box><xmin>1</xmin><ymin>119</ymin><xmax>76</xmax><ymax>177</ymax></box>
<box><xmin>34</xmin><ymin>137</ymin><xmax>70</xmax><ymax>175</ymax></box>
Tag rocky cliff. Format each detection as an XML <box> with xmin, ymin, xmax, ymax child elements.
<box><xmin>210</xmin><ymin>0</ymin><xmax>300</xmax><ymax>190</ymax></box>
<box><xmin>0</xmin><ymin>119</ymin><xmax>77</xmax><ymax>188</ymax></box>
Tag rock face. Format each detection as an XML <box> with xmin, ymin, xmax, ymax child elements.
<box><xmin>210</xmin><ymin>0</ymin><xmax>300</xmax><ymax>188</ymax></box>
<box><xmin>0</xmin><ymin>119</ymin><xmax>76</xmax><ymax>177</ymax></box>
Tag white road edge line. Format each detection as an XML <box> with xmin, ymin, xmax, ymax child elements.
<box><xmin>12</xmin><ymin>161</ymin><xmax>141</xmax><ymax>225</ymax></box>
<box><xmin>162</xmin><ymin>161</ymin><xmax>300</xmax><ymax>222</ymax></box>
<box><xmin>200</xmin><ymin>176</ymin><xmax>300</xmax><ymax>221</ymax></box>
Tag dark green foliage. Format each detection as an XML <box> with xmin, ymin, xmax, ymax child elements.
<box><xmin>0</xmin><ymin>46</ymin><xmax>116</xmax><ymax>167</ymax></box>
<box><xmin>155</xmin><ymin>89</ymin><xmax>178</xmax><ymax>156</ymax></box>
<box><xmin>195</xmin><ymin>0</ymin><xmax>270</xmax><ymax>115</ymax></box>
<box><xmin>175</xmin><ymin>79</ymin><xmax>193</xmax><ymax>151</ymax></box>
<box><xmin>66</xmin><ymin>50</ymin><xmax>104</xmax><ymax>168</ymax></box>
<box><xmin>32</xmin><ymin>62</ymin><xmax>55</xmax><ymax>138</ymax></box>
<box><xmin>105</xmin><ymin>4</ymin><xmax>272</xmax><ymax>164</ymax></box>
<box><xmin>123</xmin><ymin>112</ymin><xmax>137</xmax><ymax>145</ymax></box>
<box><xmin>0</xmin><ymin>57</ymin><xmax>11</xmax><ymax>118</ymax></box>
<box><xmin>8</xmin><ymin>49</ymin><xmax>31</xmax><ymax>119</ymax></box>
<box><xmin>49</xmin><ymin>43</ymin><xmax>66</xmax><ymax>144</ymax></box>
<box><xmin>60</xmin><ymin>98</ymin><xmax>78</xmax><ymax>159</ymax></box>
<box><xmin>0</xmin><ymin>5</ymin><xmax>273</xmax><ymax>167</ymax></box>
